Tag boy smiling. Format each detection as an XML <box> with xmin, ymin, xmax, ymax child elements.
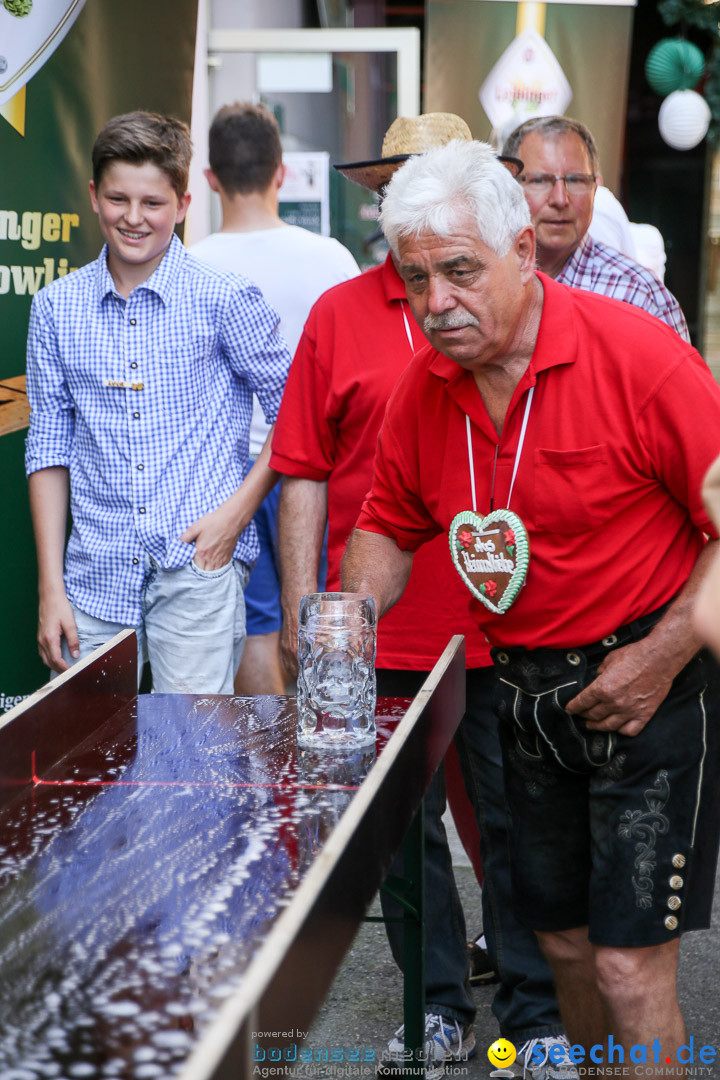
<box><xmin>89</xmin><ymin>158</ymin><xmax>191</xmax><ymax>294</ymax></box>
<box><xmin>25</xmin><ymin>111</ymin><xmax>291</xmax><ymax>692</ymax></box>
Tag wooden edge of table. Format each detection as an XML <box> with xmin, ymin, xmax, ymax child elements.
<box><xmin>0</xmin><ymin>374</ymin><xmax>29</xmax><ymax>437</ymax></box>
<box><xmin>178</xmin><ymin>634</ymin><xmax>467</xmax><ymax>1080</ymax></box>
<box><xmin>0</xmin><ymin>630</ymin><xmax>137</xmax><ymax>799</ymax></box>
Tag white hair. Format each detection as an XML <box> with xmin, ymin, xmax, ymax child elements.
<box><xmin>379</xmin><ymin>139</ymin><xmax>531</xmax><ymax>256</ymax></box>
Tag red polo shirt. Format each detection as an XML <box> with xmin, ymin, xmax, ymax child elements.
<box><xmin>357</xmin><ymin>273</ymin><xmax>720</xmax><ymax>650</ymax></box>
<box><xmin>270</xmin><ymin>255</ymin><xmax>490</xmax><ymax>668</ymax></box>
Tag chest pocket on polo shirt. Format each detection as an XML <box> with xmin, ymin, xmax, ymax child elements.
<box><xmin>534</xmin><ymin>444</ymin><xmax>608</xmax><ymax>534</ymax></box>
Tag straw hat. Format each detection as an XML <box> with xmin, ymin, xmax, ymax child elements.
<box><xmin>333</xmin><ymin>113</ymin><xmax>523</xmax><ymax>192</ymax></box>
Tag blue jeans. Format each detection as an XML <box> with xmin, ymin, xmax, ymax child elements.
<box><xmin>378</xmin><ymin>667</ymin><xmax>563</xmax><ymax>1039</ymax></box>
<box><xmin>62</xmin><ymin>556</ymin><xmax>250</xmax><ymax>694</ymax></box>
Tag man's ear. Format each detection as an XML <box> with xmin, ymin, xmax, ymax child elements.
<box><xmin>274</xmin><ymin>163</ymin><xmax>287</xmax><ymax>192</ymax></box>
<box><xmin>176</xmin><ymin>191</ymin><xmax>192</xmax><ymax>225</ymax></box>
<box><xmin>514</xmin><ymin>225</ymin><xmax>537</xmax><ymax>281</ymax></box>
<box><xmin>204</xmin><ymin>167</ymin><xmax>221</xmax><ymax>194</ymax></box>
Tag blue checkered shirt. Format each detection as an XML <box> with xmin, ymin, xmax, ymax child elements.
<box><xmin>557</xmin><ymin>234</ymin><xmax>690</xmax><ymax>342</ymax></box>
<box><xmin>25</xmin><ymin>234</ymin><xmax>291</xmax><ymax>624</ymax></box>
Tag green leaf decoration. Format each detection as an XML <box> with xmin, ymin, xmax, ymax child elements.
<box><xmin>4</xmin><ymin>0</ymin><xmax>33</xmax><ymax>15</ymax></box>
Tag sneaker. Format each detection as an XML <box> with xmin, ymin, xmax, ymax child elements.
<box><xmin>377</xmin><ymin>1012</ymin><xmax>476</xmax><ymax>1080</ymax></box>
<box><xmin>507</xmin><ymin>1035</ymin><xmax>578</xmax><ymax>1080</ymax></box>
<box><xmin>467</xmin><ymin>939</ymin><xmax>498</xmax><ymax>985</ymax></box>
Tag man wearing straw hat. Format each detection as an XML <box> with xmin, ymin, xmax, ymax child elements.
<box><xmin>271</xmin><ymin>115</ymin><xmax>573</xmax><ymax>1080</ymax></box>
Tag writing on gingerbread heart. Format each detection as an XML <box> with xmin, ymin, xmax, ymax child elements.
<box><xmin>448</xmin><ymin>509</ymin><xmax>529</xmax><ymax>614</ymax></box>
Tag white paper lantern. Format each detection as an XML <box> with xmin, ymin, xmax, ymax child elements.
<box><xmin>658</xmin><ymin>89</ymin><xmax>711</xmax><ymax>150</ymax></box>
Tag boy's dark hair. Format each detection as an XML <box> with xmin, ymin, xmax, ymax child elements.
<box><xmin>208</xmin><ymin>102</ymin><xmax>283</xmax><ymax>195</ymax></box>
<box><xmin>92</xmin><ymin>111</ymin><xmax>193</xmax><ymax>198</ymax></box>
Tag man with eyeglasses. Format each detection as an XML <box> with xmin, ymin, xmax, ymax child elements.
<box><xmin>503</xmin><ymin>116</ymin><xmax>689</xmax><ymax>341</ymax></box>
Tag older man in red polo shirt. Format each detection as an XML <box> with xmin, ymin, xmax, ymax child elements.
<box><xmin>343</xmin><ymin>138</ymin><xmax>720</xmax><ymax>1074</ymax></box>
<box><xmin>271</xmin><ymin>116</ymin><xmax>569</xmax><ymax>1080</ymax></box>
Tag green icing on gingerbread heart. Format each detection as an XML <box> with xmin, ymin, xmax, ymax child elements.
<box><xmin>448</xmin><ymin>509</ymin><xmax>529</xmax><ymax>614</ymax></box>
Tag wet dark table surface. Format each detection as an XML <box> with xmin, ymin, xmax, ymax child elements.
<box><xmin>0</xmin><ymin>693</ymin><xmax>409</xmax><ymax>1080</ymax></box>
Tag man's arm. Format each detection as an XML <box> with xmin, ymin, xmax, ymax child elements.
<box><xmin>567</xmin><ymin>538</ymin><xmax>718</xmax><ymax>736</ymax></box>
<box><xmin>28</xmin><ymin>466</ymin><xmax>79</xmax><ymax>672</ymax></box>
<box><xmin>694</xmin><ymin>455</ymin><xmax>720</xmax><ymax>658</ymax></box>
<box><xmin>278</xmin><ymin>477</ymin><xmax>328</xmax><ymax>679</ymax></box>
<box><xmin>702</xmin><ymin>453</ymin><xmax>720</xmax><ymax>523</ymax></box>
<box><xmin>180</xmin><ymin>424</ymin><xmax>279</xmax><ymax>569</ymax></box>
<box><xmin>341</xmin><ymin>527</ymin><xmax>414</xmax><ymax>621</ymax></box>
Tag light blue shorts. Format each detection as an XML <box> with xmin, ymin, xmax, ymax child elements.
<box><xmin>62</xmin><ymin>556</ymin><xmax>250</xmax><ymax>694</ymax></box>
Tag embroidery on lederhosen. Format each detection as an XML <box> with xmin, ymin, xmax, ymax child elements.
<box><xmin>617</xmin><ymin>770</ymin><xmax>670</xmax><ymax>909</ymax></box>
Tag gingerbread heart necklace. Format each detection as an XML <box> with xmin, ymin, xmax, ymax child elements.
<box><xmin>449</xmin><ymin>387</ymin><xmax>534</xmax><ymax>614</ymax></box>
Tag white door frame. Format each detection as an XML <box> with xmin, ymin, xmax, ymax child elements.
<box><xmin>187</xmin><ymin>22</ymin><xmax>420</xmax><ymax>244</ymax></box>
<box><xmin>208</xmin><ymin>27</ymin><xmax>420</xmax><ymax>119</ymax></box>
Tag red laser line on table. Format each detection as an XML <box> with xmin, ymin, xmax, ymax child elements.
<box><xmin>29</xmin><ymin>751</ymin><xmax>360</xmax><ymax>791</ymax></box>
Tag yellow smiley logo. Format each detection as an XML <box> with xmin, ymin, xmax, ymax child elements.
<box><xmin>488</xmin><ymin>1039</ymin><xmax>517</xmax><ymax>1069</ymax></box>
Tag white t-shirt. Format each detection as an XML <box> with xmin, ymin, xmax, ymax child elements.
<box><xmin>190</xmin><ymin>225</ymin><xmax>360</xmax><ymax>455</ymax></box>
<box><xmin>588</xmin><ymin>185</ymin><xmax>638</xmax><ymax>262</ymax></box>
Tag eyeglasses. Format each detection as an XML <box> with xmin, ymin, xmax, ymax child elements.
<box><xmin>518</xmin><ymin>172</ymin><xmax>597</xmax><ymax>195</ymax></box>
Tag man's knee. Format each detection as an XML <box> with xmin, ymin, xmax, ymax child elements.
<box><xmin>594</xmin><ymin>940</ymin><xmax>680</xmax><ymax>1004</ymax></box>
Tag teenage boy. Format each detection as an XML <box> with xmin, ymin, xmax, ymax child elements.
<box><xmin>191</xmin><ymin>102</ymin><xmax>358</xmax><ymax>695</ymax></box>
<box><xmin>25</xmin><ymin>111</ymin><xmax>291</xmax><ymax>694</ymax></box>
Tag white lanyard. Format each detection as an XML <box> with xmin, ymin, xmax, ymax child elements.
<box><xmin>399</xmin><ymin>300</ymin><xmax>416</xmax><ymax>353</ymax></box>
<box><xmin>464</xmin><ymin>385</ymin><xmax>535</xmax><ymax>513</ymax></box>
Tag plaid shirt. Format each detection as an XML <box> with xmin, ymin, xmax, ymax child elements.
<box><xmin>25</xmin><ymin>234</ymin><xmax>291</xmax><ymax>624</ymax></box>
<box><xmin>557</xmin><ymin>234</ymin><xmax>690</xmax><ymax>342</ymax></box>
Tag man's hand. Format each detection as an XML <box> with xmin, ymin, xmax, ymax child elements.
<box><xmin>38</xmin><ymin>589</ymin><xmax>79</xmax><ymax>673</ymax></box>
<box><xmin>180</xmin><ymin>503</ymin><xmax>240</xmax><ymax>571</ymax></box>
<box><xmin>568</xmin><ymin>540</ymin><xmax>717</xmax><ymax>736</ymax></box>
<box><xmin>181</xmin><ymin>426</ymin><xmax>281</xmax><ymax>570</ymax></box>
<box><xmin>565</xmin><ymin>639</ymin><xmax>675</xmax><ymax>737</ymax></box>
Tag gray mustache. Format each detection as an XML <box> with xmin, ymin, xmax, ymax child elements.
<box><xmin>424</xmin><ymin>310</ymin><xmax>480</xmax><ymax>331</ymax></box>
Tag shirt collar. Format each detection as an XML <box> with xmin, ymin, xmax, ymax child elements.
<box><xmin>94</xmin><ymin>232</ymin><xmax>186</xmax><ymax>305</ymax></box>
<box><xmin>559</xmin><ymin>232</ymin><xmax>594</xmax><ymax>280</ymax></box>
<box><xmin>428</xmin><ymin>271</ymin><xmax>579</xmax><ymax>389</ymax></box>
<box><xmin>381</xmin><ymin>251</ymin><xmax>410</xmax><ymax>304</ymax></box>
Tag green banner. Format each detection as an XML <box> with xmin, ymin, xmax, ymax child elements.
<box><xmin>0</xmin><ymin>0</ymin><xmax>198</xmax><ymax>711</ymax></box>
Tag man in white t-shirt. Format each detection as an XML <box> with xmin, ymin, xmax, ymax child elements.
<box><xmin>191</xmin><ymin>102</ymin><xmax>359</xmax><ymax>693</ymax></box>
<box><xmin>588</xmin><ymin>184</ymin><xmax>637</xmax><ymax>261</ymax></box>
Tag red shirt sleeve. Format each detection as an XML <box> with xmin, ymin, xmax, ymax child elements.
<box><xmin>637</xmin><ymin>347</ymin><xmax>720</xmax><ymax>540</ymax></box>
<box><xmin>270</xmin><ymin>309</ymin><xmax>336</xmax><ymax>481</ymax></box>
<box><xmin>356</xmin><ymin>377</ymin><xmax>443</xmax><ymax>552</ymax></box>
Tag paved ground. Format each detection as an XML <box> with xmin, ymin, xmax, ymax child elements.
<box><xmin>289</xmin><ymin>816</ymin><xmax>720</xmax><ymax>1079</ymax></box>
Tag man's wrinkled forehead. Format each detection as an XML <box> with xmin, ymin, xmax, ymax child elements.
<box><xmin>397</xmin><ymin>221</ymin><xmax>490</xmax><ymax>267</ymax></box>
